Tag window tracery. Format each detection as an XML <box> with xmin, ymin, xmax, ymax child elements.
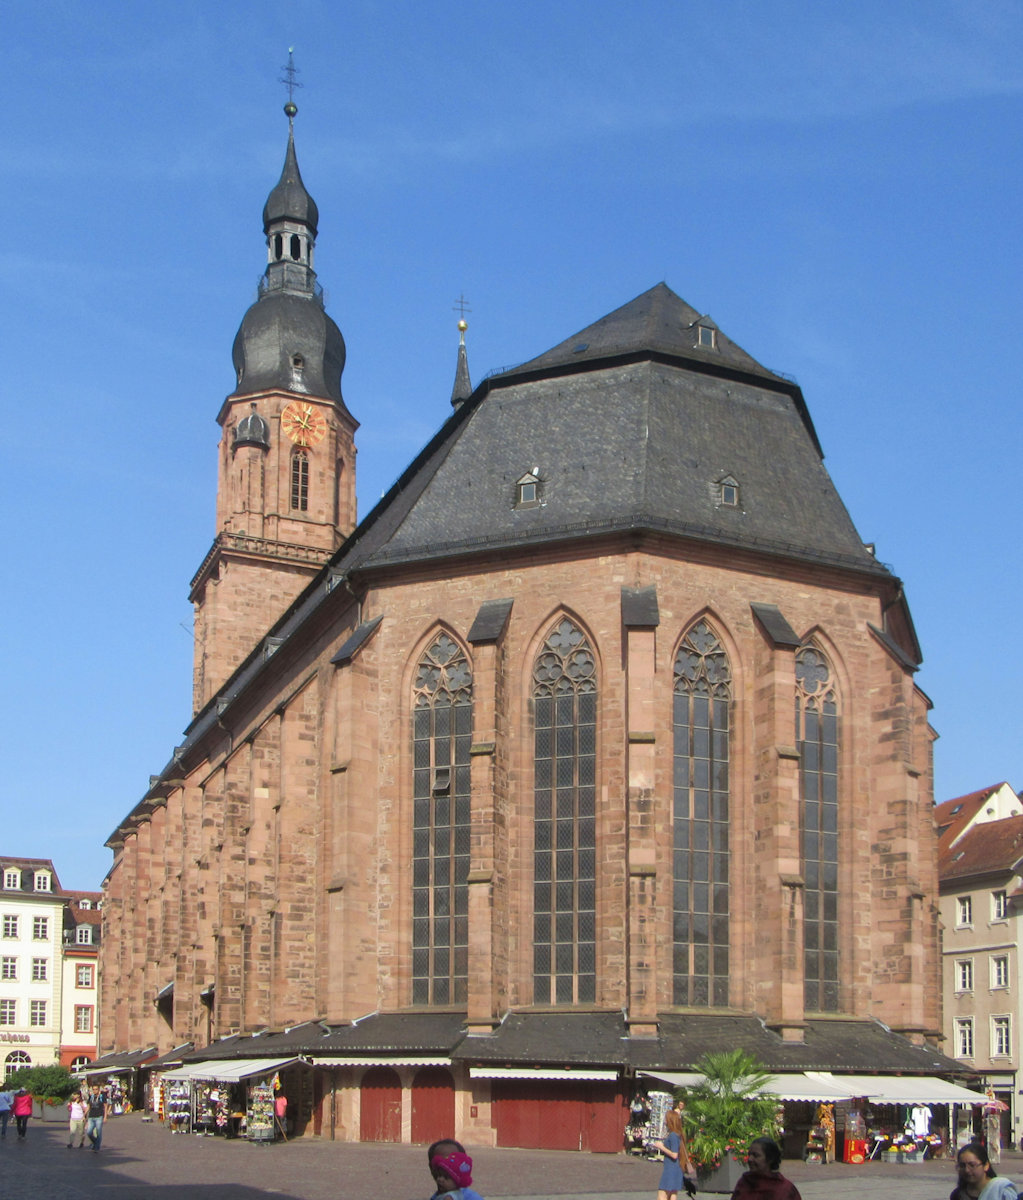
<box><xmin>796</xmin><ymin>643</ymin><xmax>839</xmax><ymax>1012</ymax></box>
<box><xmin>412</xmin><ymin>634</ymin><xmax>472</xmax><ymax>1005</ymax></box>
<box><xmin>673</xmin><ymin>619</ymin><xmax>731</xmax><ymax>1006</ymax></box>
<box><xmin>532</xmin><ymin>619</ymin><xmax>597</xmax><ymax>1005</ymax></box>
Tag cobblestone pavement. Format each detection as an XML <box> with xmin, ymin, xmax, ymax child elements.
<box><xmin>1</xmin><ymin>1115</ymin><xmax>1019</xmax><ymax>1200</ymax></box>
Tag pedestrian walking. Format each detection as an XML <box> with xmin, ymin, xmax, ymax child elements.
<box><xmin>0</xmin><ymin>1086</ymin><xmax>12</xmax><ymax>1137</ymax></box>
<box><xmin>12</xmin><ymin>1087</ymin><xmax>32</xmax><ymax>1140</ymax></box>
<box><xmin>67</xmin><ymin>1090</ymin><xmax>87</xmax><ymax>1148</ymax></box>
<box><xmin>85</xmin><ymin>1084</ymin><xmax>108</xmax><ymax>1152</ymax></box>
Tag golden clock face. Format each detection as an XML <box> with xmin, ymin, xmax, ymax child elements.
<box><xmin>280</xmin><ymin>401</ymin><xmax>327</xmax><ymax>447</ymax></box>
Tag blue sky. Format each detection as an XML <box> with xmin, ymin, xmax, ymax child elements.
<box><xmin>2</xmin><ymin>1</ymin><xmax>1021</xmax><ymax>889</ymax></box>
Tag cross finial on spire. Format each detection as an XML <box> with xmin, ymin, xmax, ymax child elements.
<box><xmin>452</xmin><ymin>294</ymin><xmax>472</xmax><ymax>321</ymax></box>
<box><xmin>280</xmin><ymin>47</ymin><xmax>303</xmax><ymax>120</ymax></box>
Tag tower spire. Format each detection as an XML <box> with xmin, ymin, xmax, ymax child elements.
<box><xmin>450</xmin><ymin>295</ymin><xmax>473</xmax><ymax>408</ymax></box>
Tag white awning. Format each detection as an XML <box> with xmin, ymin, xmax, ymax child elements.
<box><xmin>162</xmin><ymin>1057</ymin><xmax>301</xmax><ymax>1083</ymax></box>
<box><xmin>470</xmin><ymin>1067</ymin><xmax>619</xmax><ymax>1081</ymax></box>
<box><xmin>762</xmin><ymin>1074</ymin><xmax>862</xmax><ymax>1101</ymax></box>
<box><xmin>75</xmin><ymin>1064</ymin><xmax>140</xmax><ymax>1077</ymax></box>
<box><xmin>639</xmin><ymin>1071</ymin><xmax>860</xmax><ymax>1100</ymax></box>
<box><xmin>809</xmin><ymin>1073</ymin><xmax>988</xmax><ymax>1105</ymax></box>
<box><xmin>312</xmin><ymin>1057</ymin><xmax>451</xmax><ymax>1068</ymax></box>
<box><xmin>160</xmin><ymin>1062</ymin><xmax>217</xmax><ymax>1082</ymax></box>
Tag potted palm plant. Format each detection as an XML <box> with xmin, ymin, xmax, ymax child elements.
<box><xmin>677</xmin><ymin>1050</ymin><xmax>781</xmax><ymax>1193</ymax></box>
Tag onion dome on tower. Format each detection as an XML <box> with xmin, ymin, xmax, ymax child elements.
<box><xmin>229</xmin><ymin>101</ymin><xmax>350</xmax><ymax>413</ymax></box>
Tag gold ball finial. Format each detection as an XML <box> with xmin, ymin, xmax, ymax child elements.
<box><xmin>458</xmin><ymin>319</ymin><xmax>467</xmax><ymax>332</ymax></box>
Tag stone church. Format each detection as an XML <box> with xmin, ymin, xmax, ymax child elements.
<box><xmin>101</xmin><ymin>107</ymin><xmax>951</xmax><ymax>1148</ymax></box>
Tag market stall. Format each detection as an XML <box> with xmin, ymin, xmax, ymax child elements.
<box><xmin>159</xmin><ymin>1057</ymin><xmax>301</xmax><ymax>1140</ymax></box>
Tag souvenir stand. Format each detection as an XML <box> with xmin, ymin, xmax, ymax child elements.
<box><xmin>159</xmin><ymin>1057</ymin><xmax>300</xmax><ymax>1142</ymax></box>
<box><xmin>803</xmin><ymin>1103</ymin><xmax>835</xmax><ymax>1163</ymax></box>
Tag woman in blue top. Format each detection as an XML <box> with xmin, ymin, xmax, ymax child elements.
<box><xmin>653</xmin><ymin>1106</ymin><xmax>694</xmax><ymax>1200</ymax></box>
<box><xmin>951</xmin><ymin>1142</ymin><xmax>1019</xmax><ymax>1200</ymax></box>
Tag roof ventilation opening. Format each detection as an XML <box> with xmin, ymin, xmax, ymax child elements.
<box><xmin>572</xmin><ymin>342</ymin><xmax>589</xmax><ymax>354</ymax></box>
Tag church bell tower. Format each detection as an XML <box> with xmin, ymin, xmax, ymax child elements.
<box><xmin>189</xmin><ymin>100</ymin><xmax>358</xmax><ymax>713</ymax></box>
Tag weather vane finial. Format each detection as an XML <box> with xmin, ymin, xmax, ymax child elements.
<box><xmin>280</xmin><ymin>47</ymin><xmax>303</xmax><ymax>121</ymax></box>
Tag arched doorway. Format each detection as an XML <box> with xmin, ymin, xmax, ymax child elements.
<box><xmin>410</xmin><ymin>1066</ymin><xmax>455</xmax><ymax>1144</ymax></box>
<box><xmin>360</xmin><ymin>1067</ymin><xmax>402</xmax><ymax>1142</ymax></box>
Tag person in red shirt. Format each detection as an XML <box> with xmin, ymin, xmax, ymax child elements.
<box><xmin>12</xmin><ymin>1087</ymin><xmax>32</xmax><ymax>1141</ymax></box>
<box><xmin>730</xmin><ymin>1138</ymin><xmax>801</xmax><ymax>1200</ymax></box>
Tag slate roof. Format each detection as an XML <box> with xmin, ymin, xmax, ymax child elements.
<box><xmin>87</xmin><ymin>1047</ymin><xmax>158</xmax><ymax>1069</ymax></box>
<box><xmin>634</xmin><ymin>1015</ymin><xmax>967</xmax><ymax>1075</ymax></box>
<box><xmin>172</xmin><ymin>1011</ymin><xmax>964</xmax><ymax>1077</ymax></box>
<box><xmin>458</xmin><ymin>1011</ymin><xmax>629</xmax><ymax>1066</ymax></box>
<box><xmin>181</xmin><ymin>1013</ymin><xmax>467</xmax><ymax>1061</ymax></box>
<box><xmin>938</xmin><ymin>813</ymin><xmax>1023</xmax><ymax>884</ymax></box>
<box><xmin>336</xmin><ymin>284</ymin><xmax>884</xmax><ymax>580</ymax></box>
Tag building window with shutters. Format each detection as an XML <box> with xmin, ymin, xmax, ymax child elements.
<box><xmin>672</xmin><ymin>619</ymin><xmax>731</xmax><ymax>1007</ymax></box>
<box><xmin>797</xmin><ymin>644</ymin><xmax>840</xmax><ymax>1012</ymax></box>
<box><xmin>411</xmin><ymin>634</ymin><xmax>472</xmax><ymax>1006</ymax></box>
<box><xmin>532</xmin><ymin>618</ymin><xmax>597</xmax><ymax>1005</ymax></box>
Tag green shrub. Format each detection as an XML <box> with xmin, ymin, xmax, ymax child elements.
<box><xmin>678</xmin><ymin>1049</ymin><xmax>781</xmax><ymax>1170</ymax></box>
<box><xmin>4</xmin><ymin>1063</ymin><xmax>76</xmax><ymax>1101</ymax></box>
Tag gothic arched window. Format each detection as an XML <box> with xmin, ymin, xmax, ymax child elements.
<box><xmin>796</xmin><ymin>643</ymin><xmax>839</xmax><ymax>1012</ymax></box>
<box><xmin>290</xmin><ymin>451</ymin><xmax>309</xmax><ymax>511</ymax></box>
<box><xmin>673</xmin><ymin>620</ymin><xmax>731</xmax><ymax>1006</ymax></box>
<box><xmin>532</xmin><ymin>618</ymin><xmax>597</xmax><ymax>1005</ymax></box>
<box><xmin>412</xmin><ymin>634</ymin><xmax>472</xmax><ymax>1005</ymax></box>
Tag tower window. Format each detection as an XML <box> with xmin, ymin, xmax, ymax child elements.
<box><xmin>291</xmin><ymin>451</ymin><xmax>309</xmax><ymax>511</ymax></box>
<box><xmin>290</xmin><ymin>234</ymin><xmax>301</xmax><ymax>261</ymax></box>
<box><xmin>273</xmin><ymin>233</ymin><xmax>283</xmax><ymax>261</ymax></box>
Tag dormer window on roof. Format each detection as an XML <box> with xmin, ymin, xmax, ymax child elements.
<box><xmin>716</xmin><ymin>475</ymin><xmax>740</xmax><ymax>508</ymax></box>
<box><xmin>3</xmin><ymin>870</ymin><xmax>19</xmax><ymax>890</ymax></box>
<box><xmin>697</xmin><ymin>325</ymin><xmax>716</xmax><ymax>349</ymax></box>
<box><xmin>34</xmin><ymin>872</ymin><xmax>51</xmax><ymax>892</ymax></box>
<box><xmin>515</xmin><ymin>470</ymin><xmax>543</xmax><ymax>509</ymax></box>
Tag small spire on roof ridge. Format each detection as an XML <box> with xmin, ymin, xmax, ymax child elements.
<box><xmin>450</xmin><ymin>308</ymin><xmax>473</xmax><ymax>408</ymax></box>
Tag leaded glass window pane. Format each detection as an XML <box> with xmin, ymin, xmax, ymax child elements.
<box><xmin>673</xmin><ymin>620</ymin><xmax>731</xmax><ymax>1007</ymax></box>
<box><xmin>532</xmin><ymin>618</ymin><xmax>597</xmax><ymax>1005</ymax></box>
<box><xmin>411</xmin><ymin>633</ymin><xmax>472</xmax><ymax>1005</ymax></box>
<box><xmin>797</xmin><ymin>645</ymin><xmax>840</xmax><ymax>1012</ymax></box>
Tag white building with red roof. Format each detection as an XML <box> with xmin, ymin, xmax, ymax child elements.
<box><xmin>938</xmin><ymin>783</ymin><xmax>1023</xmax><ymax>1147</ymax></box>
<box><xmin>60</xmin><ymin>891</ymin><xmax>102</xmax><ymax>1069</ymax></box>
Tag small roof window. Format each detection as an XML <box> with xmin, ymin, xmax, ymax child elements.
<box><xmin>697</xmin><ymin>325</ymin><xmax>716</xmax><ymax>349</ymax></box>
<box><xmin>716</xmin><ymin>475</ymin><xmax>740</xmax><ymax>508</ymax></box>
<box><xmin>515</xmin><ymin>470</ymin><xmax>543</xmax><ymax>509</ymax></box>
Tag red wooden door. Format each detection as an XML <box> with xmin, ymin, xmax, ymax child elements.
<box><xmin>359</xmin><ymin>1067</ymin><xmax>402</xmax><ymax>1142</ymax></box>
<box><xmin>410</xmin><ymin>1066</ymin><xmax>455</xmax><ymax>1144</ymax></box>
<box><xmin>493</xmin><ymin>1080</ymin><xmax>624</xmax><ymax>1152</ymax></box>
